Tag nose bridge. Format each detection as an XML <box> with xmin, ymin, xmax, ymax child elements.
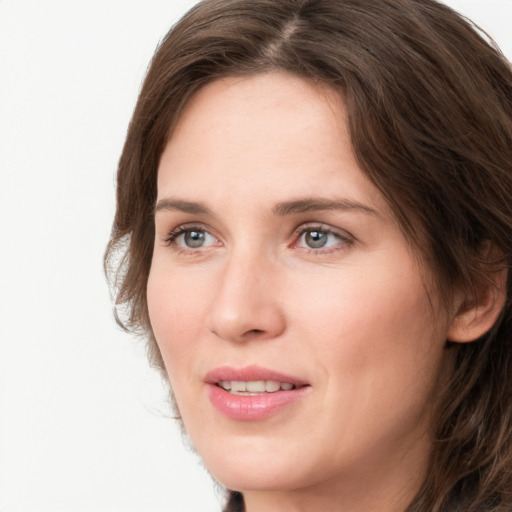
<box><xmin>207</xmin><ymin>243</ymin><xmax>285</xmax><ymax>342</ymax></box>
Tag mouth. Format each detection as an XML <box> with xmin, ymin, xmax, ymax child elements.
<box><xmin>204</xmin><ymin>365</ymin><xmax>310</xmax><ymax>420</ymax></box>
<box><xmin>205</xmin><ymin>364</ymin><xmax>308</xmax><ymax>390</ymax></box>
<box><xmin>216</xmin><ymin>380</ymin><xmax>299</xmax><ymax>395</ymax></box>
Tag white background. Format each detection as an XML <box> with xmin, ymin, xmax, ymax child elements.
<box><xmin>1</xmin><ymin>1</ymin><xmax>511</xmax><ymax>511</ymax></box>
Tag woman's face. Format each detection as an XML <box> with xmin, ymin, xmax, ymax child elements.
<box><xmin>148</xmin><ymin>72</ymin><xmax>455</xmax><ymax>504</ymax></box>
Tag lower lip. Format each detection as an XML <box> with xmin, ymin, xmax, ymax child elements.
<box><xmin>207</xmin><ymin>384</ymin><xmax>310</xmax><ymax>421</ymax></box>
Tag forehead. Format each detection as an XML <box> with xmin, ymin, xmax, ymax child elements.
<box><xmin>157</xmin><ymin>72</ymin><xmax>385</xmax><ymax>211</ymax></box>
<box><xmin>164</xmin><ymin>72</ymin><xmax>345</xmax><ymax>165</ymax></box>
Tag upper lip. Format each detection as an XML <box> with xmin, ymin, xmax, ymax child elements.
<box><xmin>204</xmin><ymin>365</ymin><xmax>309</xmax><ymax>386</ymax></box>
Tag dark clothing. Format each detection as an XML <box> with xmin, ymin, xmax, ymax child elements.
<box><xmin>224</xmin><ymin>492</ymin><xmax>244</xmax><ymax>512</ymax></box>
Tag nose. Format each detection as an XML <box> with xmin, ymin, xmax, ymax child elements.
<box><xmin>206</xmin><ymin>251</ymin><xmax>286</xmax><ymax>343</ymax></box>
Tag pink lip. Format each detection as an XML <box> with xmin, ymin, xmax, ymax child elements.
<box><xmin>204</xmin><ymin>365</ymin><xmax>311</xmax><ymax>421</ymax></box>
<box><xmin>204</xmin><ymin>365</ymin><xmax>308</xmax><ymax>386</ymax></box>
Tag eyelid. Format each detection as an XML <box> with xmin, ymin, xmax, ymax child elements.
<box><xmin>161</xmin><ymin>221</ymin><xmax>354</xmax><ymax>255</ymax></box>
<box><xmin>291</xmin><ymin>223</ymin><xmax>355</xmax><ymax>252</ymax></box>
<box><xmin>163</xmin><ymin>223</ymin><xmax>220</xmax><ymax>249</ymax></box>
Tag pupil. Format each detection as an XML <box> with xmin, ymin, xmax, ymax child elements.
<box><xmin>185</xmin><ymin>230</ymin><xmax>205</xmax><ymax>248</ymax></box>
<box><xmin>306</xmin><ymin>230</ymin><xmax>327</xmax><ymax>248</ymax></box>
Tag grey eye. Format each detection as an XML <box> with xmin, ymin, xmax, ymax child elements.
<box><xmin>183</xmin><ymin>230</ymin><xmax>207</xmax><ymax>248</ymax></box>
<box><xmin>167</xmin><ymin>226</ymin><xmax>218</xmax><ymax>250</ymax></box>
<box><xmin>296</xmin><ymin>227</ymin><xmax>349</xmax><ymax>251</ymax></box>
<box><xmin>304</xmin><ymin>230</ymin><xmax>329</xmax><ymax>248</ymax></box>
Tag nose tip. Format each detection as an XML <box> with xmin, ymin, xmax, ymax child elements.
<box><xmin>206</xmin><ymin>261</ymin><xmax>286</xmax><ymax>343</ymax></box>
<box><xmin>208</xmin><ymin>301</ymin><xmax>286</xmax><ymax>343</ymax></box>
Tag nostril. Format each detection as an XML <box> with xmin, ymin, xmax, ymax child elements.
<box><xmin>247</xmin><ymin>329</ymin><xmax>264</xmax><ymax>335</ymax></box>
<box><xmin>207</xmin><ymin>300</ymin><xmax>286</xmax><ymax>342</ymax></box>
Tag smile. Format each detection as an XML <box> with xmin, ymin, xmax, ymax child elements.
<box><xmin>205</xmin><ymin>366</ymin><xmax>311</xmax><ymax>420</ymax></box>
<box><xmin>217</xmin><ymin>380</ymin><xmax>296</xmax><ymax>394</ymax></box>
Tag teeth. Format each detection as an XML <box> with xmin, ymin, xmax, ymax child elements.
<box><xmin>265</xmin><ymin>380</ymin><xmax>281</xmax><ymax>392</ymax></box>
<box><xmin>217</xmin><ymin>380</ymin><xmax>296</xmax><ymax>394</ymax></box>
<box><xmin>246</xmin><ymin>381</ymin><xmax>265</xmax><ymax>393</ymax></box>
<box><xmin>219</xmin><ymin>380</ymin><xmax>231</xmax><ymax>390</ymax></box>
<box><xmin>231</xmin><ymin>381</ymin><xmax>246</xmax><ymax>393</ymax></box>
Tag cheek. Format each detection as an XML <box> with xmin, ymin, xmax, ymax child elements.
<box><xmin>146</xmin><ymin>265</ymin><xmax>211</xmax><ymax>388</ymax></box>
<box><xmin>289</xmin><ymin>256</ymin><xmax>447</xmax><ymax>402</ymax></box>
<box><xmin>282</xmin><ymin>268</ymin><xmax>447</xmax><ymax>467</ymax></box>
<box><xmin>290</xmin><ymin>259</ymin><xmax>433</xmax><ymax>344</ymax></box>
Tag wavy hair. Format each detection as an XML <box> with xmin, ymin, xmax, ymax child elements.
<box><xmin>104</xmin><ymin>1</ymin><xmax>512</xmax><ymax>510</ymax></box>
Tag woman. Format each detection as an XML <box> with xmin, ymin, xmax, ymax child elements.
<box><xmin>105</xmin><ymin>0</ymin><xmax>512</xmax><ymax>510</ymax></box>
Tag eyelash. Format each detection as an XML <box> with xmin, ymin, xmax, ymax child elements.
<box><xmin>163</xmin><ymin>223</ymin><xmax>354</xmax><ymax>255</ymax></box>
<box><xmin>292</xmin><ymin>224</ymin><xmax>354</xmax><ymax>254</ymax></box>
<box><xmin>164</xmin><ymin>225</ymin><xmax>218</xmax><ymax>251</ymax></box>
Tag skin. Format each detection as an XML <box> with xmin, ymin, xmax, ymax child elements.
<box><xmin>147</xmin><ymin>72</ymin><xmax>460</xmax><ymax>512</ymax></box>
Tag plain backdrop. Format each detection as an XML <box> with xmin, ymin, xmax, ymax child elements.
<box><xmin>1</xmin><ymin>1</ymin><xmax>511</xmax><ymax>511</ymax></box>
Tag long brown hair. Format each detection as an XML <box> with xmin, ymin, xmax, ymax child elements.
<box><xmin>105</xmin><ymin>1</ymin><xmax>512</xmax><ymax>510</ymax></box>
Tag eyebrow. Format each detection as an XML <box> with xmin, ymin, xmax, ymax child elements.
<box><xmin>154</xmin><ymin>198</ymin><xmax>212</xmax><ymax>215</ymax></box>
<box><xmin>272</xmin><ymin>197</ymin><xmax>378</xmax><ymax>216</ymax></box>
<box><xmin>154</xmin><ymin>196</ymin><xmax>378</xmax><ymax>217</ymax></box>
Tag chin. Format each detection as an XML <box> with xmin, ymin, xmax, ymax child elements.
<box><xmin>212</xmin><ymin>466</ymin><xmax>300</xmax><ymax>494</ymax></box>
<box><xmin>199</xmin><ymin>442</ymin><xmax>310</xmax><ymax>493</ymax></box>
